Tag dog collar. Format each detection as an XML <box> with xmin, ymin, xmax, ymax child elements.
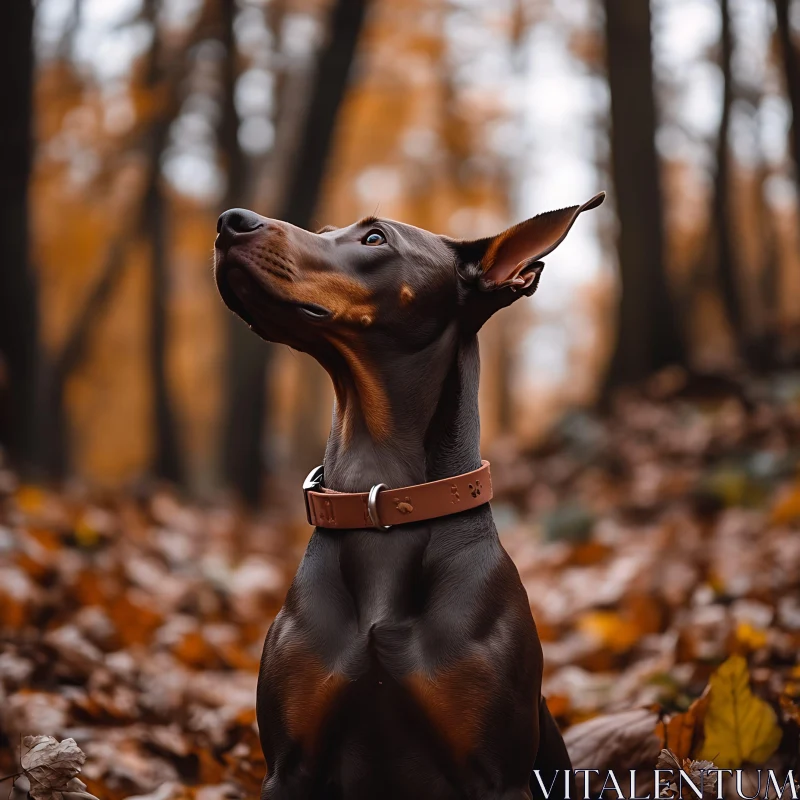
<box><xmin>302</xmin><ymin>461</ymin><xmax>493</xmax><ymax>530</ymax></box>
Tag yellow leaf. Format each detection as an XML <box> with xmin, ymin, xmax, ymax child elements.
<box><xmin>735</xmin><ymin>622</ymin><xmax>767</xmax><ymax>651</ymax></box>
<box><xmin>699</xmin><ymin>655</ymin><xmax>782</xmax><ymax>768</ymax></box>
<box><xmin>15</xmin><ymin>484</ymin><xmax>46</xmax><ymax>514</ymax></box>
<box><xmin>74</xmin><ymin>515</ymin><xmax>100</xmax><ymax>548</ymax></box>
<box><xmin>577</xmin><ymin>611</ymin><xmax>640</xmax><ymax>653</ymax></box>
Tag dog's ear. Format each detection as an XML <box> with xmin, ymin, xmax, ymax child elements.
<box><xmin>451</xmin><ymin>192</ymin><xmax>605</xmax><ymax>327</ymax></box>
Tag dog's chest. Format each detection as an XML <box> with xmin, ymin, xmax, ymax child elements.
<box><xmin>278</xmin><ymin>521</ymin><xmax>504</xmax><ymax>679</ymax></box>
<box><xmin>336</xmin><ymin>526</ymin><xmax>430</xmax><ymax>627</ymax></box>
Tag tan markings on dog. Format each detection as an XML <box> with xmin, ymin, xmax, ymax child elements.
<box><xmin>479</xmin><ymin>203</ymin><xmax>591</xmax><ymax>282</ymax></box>
<box><xmin>329</xmin><ymin>334</ymin><xmax>392</xmax><ymax>441</ymax></box>
<box><xmin>279</xmin><ymin>645</ymin><xmax>348</xmax><ymax>755</ymax></box>
<box><xmin>254</xmin><ymin>264</ymin><xmax>390</xmax><ymax>439</ymax></box>
<box><xmin>258</xmin><ymin>265</ymin><xmax>377</xmax><ymax>325</ymax></box>
<box><xmin>399</xmin><ymin>284</ymin><xmax>415</xmax><ymax>306</ymax></box>
<box><xmin>302</xmin><ymin>272</ymin><xmax>376</xmax><ymax>323</ymax></box>
<box><xmin>406</xmin><ymin>655</ymin><xmax>493</xmax><ymax>762</ymax></box>
<box><xmin>328</xmin><ymin>387</ymin><xmax>352</xmax><ymax>441</ymax></box>
<box><xmin>338</xmin><ymin>394</ymin><xmax>357</xmax><ymax>444</ymax></box>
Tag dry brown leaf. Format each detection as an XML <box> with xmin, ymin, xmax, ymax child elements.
<box><xmin>779</xmin><ymin>693</ymin><xmax>800</xmax><ymax>726</ymax></box>
<box><xmin>658</xmin><ymin>687</ymin><xmax>710</xmax><ymax>761</ymax></box>
<box><xmin>656</xmin><ymin>749</ymin><xmax>718</xmax><ymax>799</ymax></box>
<box><xmin>20</xmin><ymin>735</ymin><xmax>100</xmax><ymax>800</ymax></box>
<box><xmin>564</xmin><ymin>709</ymin><xmax>661</xmax><ymax>795</ymax></box>
<box><xmin>3</xmin><ymin>692</ymin><xmax>69</xmax><ymax>740</ymax></box>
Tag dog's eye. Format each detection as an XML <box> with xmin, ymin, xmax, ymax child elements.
<box><xmin>363</xmin><ymin>230</ymin><xmax>386</xmax><ymax>246</ymax></box>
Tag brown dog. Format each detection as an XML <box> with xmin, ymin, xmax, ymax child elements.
<box><xmin>214</xmin><ymin>192</ymin><xmax>604</xmax><ymax>799</ymax></box>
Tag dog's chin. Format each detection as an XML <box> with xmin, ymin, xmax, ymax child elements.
<box><xmin>216</xmin><ymin>262</ymin><xmax>331</xmax><ymax>350</ymax></box>
<box><xmin>216</xmin><ymin>264</ymin><xmax>261</xmax><ymax>329</ymax></box>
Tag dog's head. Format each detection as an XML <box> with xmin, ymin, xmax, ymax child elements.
<box><xmin>214</xmin><ymin>193</ymin><xmax>604</xmax><ymax>347</ymax></box>
<box><xmin>214</xmin><ymin>194</ymin><xmax>604</xmax><ymax>440</ymax></box>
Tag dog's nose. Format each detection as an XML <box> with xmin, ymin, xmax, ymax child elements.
<box><xmin>217</xmin><ymin>208</ymin><xmax>265</xmax><ymax>239</ymax></box>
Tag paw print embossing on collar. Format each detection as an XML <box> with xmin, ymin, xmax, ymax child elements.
<box><xmin>319</xmin><ymin>498</ymin><xmax>336</xmax><ymax>524</ymax></box>
<box><xmin>394</xmin><ymin>497</ymin><xmax>414</xmax><ymax>514</ymax></box>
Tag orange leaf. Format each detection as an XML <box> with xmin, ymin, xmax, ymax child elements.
<box><xmin>771</xmin><ymin>482</ymin><xmax>800</xmax><ymax>524</ymax></box>
<box><xmin>577</xmin><ymin>610</ymin><xmax>640</xmax><ymax>653</ymax></box>
<box><xmin>658</xmin><ymin>687</ymin><xmax>710</xmax><ymax>761</ymax></box>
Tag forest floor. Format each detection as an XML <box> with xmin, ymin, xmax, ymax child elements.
<box><xmin>2</xmin><ymin>370</ymin><xmax>800</xmax><ymax>799</ymax></box>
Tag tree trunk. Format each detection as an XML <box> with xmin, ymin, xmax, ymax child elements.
<box><xmin>773</xmin><ymin>0</ymin><xmax>800</xmax><ymax>203</ymax></box>
<box><xmin>218</xmin><ymin>0</ymin><xmax>271</xmax><ymax>504</ymax></box>
<box><xmin>0</xmin><ymin>0</ymin><xmax>39</xmax><ymax>473</ymax></box>
<box><xmin>748</xmin><ymin>156</ymin><xmax>781</xmax><ymax>369</ymax></box>
<box><xmin>139</xmin><ymin>0</ymin><xmax>183</xmax><ymax>483</ymax></box>
<box><xmin>218</xmin><ymin>0</ymin><xmax>369</xmax><ymax>504</ymax></box>
<box><xmin>278</xmin><ymin>0</ymin><xmax>370</xmax><ymax>228</ymax></box>
<box><xmin>741</xmin><ymin>77</ymin><xmax>781</xmax><ymax>370</ymax></box>
<box><xmin>143</xmin><ymin>138</ymin><xmax>182</xmax><ymax>483</ymax></box>
<box><xmin>602</xmin><ymin>0</ymin><xmax>686</xmax><ymax>389</ymax></box>
<box><xmin>711</xmin><ymin>0</ymin><xmax>745</xmax><ymax>351</ymax></box>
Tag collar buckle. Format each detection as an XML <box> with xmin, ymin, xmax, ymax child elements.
<box><xmin>367</xmin><ymin>483</ymin><xmax>391</xmax><ymax>530</ymax></box>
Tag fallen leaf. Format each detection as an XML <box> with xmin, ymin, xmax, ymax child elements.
<box><xmin>121</xmin><ymin>780</ymin><xmax>185</xmax><ymax>800</ymax></box>
<box><xmin>576</xmin><ymin>610</ymin><xmax>640</xmax><ymax>653</ymax></box>
<box><xmin>735</xmin><ymin>621</ymin><xmax>768</xmax><ymax>651</ymax></box>
<box><xmin>3</xmin><ymin>692</ymin><xmax>69</xmax><ymax>740</ymax></box>
<box><xmin>770</xmin><ymin>482</ymin><xmax>800</xmax><ymax>525</ymax></box>
<box><xmin>564</xmin><ymin>709</ymin><xmax>661</xmax><ymax>795</ymax></box>
<box><xmin>20</xmin><ymin>735</ymin><xmax>99</xmax><ymax>800</ymax></box>
<box><xmin>779</xmin><ymin>694</ymin><xmax>800</xmax><ymax>726</ymax></box>
<box><xmin>15</xmin><ymin>486</ymin><xmax>47</xmax><ymax>514</ymax></box>
<box><xmin>658</xmin><ymin>687</ymin><xmax>710</xmax><ymax>761</ymax></box>
<box><xmin>656</xmin><ymin>749</ymin><xmax>718</xmax><ymax>799</ymax></box>
<box><xmin>698</xmin><ymin>655</ymin><xmax>782</xmax><ymax>768</ymax></box>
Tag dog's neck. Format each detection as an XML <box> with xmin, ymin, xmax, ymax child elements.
<box><xmin>322</xmin><ymin>328</ymin><xmax>482</xmax><ymax>493</ymax></box>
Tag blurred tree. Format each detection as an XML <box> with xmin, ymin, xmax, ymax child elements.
<box><xmin>751</xmin><ymin>88</ymin><xmax>781</xmax><ymax>365</ymax></box>
<box><xmin>0</xmin><ymin>0</ymin><xmax>40</xmax><ymax>473</ymax></box>
<box><xmin>218</xmin><ymin>0</ymin><xmax>272</xmax><ymax>503</ymax></box>
<box><xmin>220</xmin><ymin>0</ymin><xmax>370</xmax><ymax>504</ymax></box>
<box><xmin>142</xmin><ymin>0</ymin><xmax>183</xmax><ymax>483</ymax></box>
<box><xmin>602</xmin><ymin>0</ymin><xmax>686</xmax><ymax>389</ymax></box>
<box><xmin>709</xmin><ymin>0</ymin><xmax>745</xmax><ymax>352</ymax></box>
<box><xmin>773</xmin><ymin>0</ymin><xmax>800</xmax><ymax>204</ymax></box>
<box><xmin>753</xmin><ymin>163</ymin><xmax>781</xmax><ymax>365</ymax></box>
<box><xmin>40</xmin><ymin>3</ymin><xmax>213</xmax><ymax>478</ymax></box>
<box><xmin>279</xmin><ymin>0</ymin><xmax>370</xmax><ymax>230</ymax></box>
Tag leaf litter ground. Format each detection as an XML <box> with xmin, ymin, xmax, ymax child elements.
<box><xmin>1</xmin><ymin>372</ymin><xmax>800</xmax><ymax>798</ymax></box>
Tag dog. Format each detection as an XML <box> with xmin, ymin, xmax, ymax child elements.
<box><xmin>214</xmin><ymin>191</ymin><xmax>605</xmax><ymax>799</ymax></box>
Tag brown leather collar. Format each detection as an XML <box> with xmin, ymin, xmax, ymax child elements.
<box><xmin>303</xmin><ymin>461</ymin><xmax>493</xmax><ymax>529</ymax></box>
